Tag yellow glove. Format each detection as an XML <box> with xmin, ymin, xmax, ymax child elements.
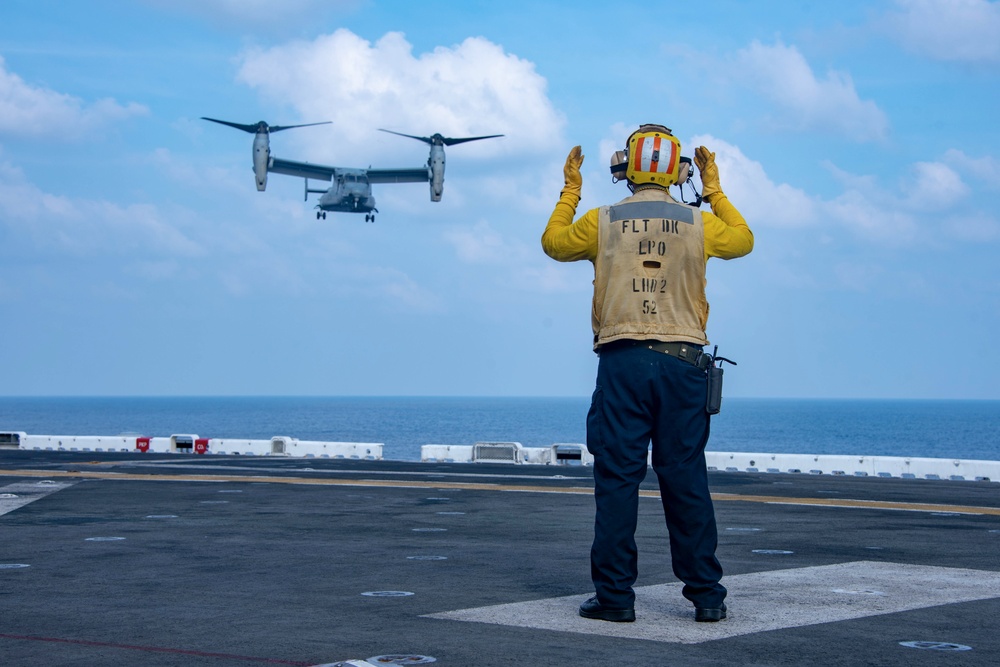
<box><xmin>562</xmin><ymin>145</ymin><xmax>584</xmax><ymax>196</ymax></box>
<box><xmin>694</xmin><ymin>146</ymin><xmax>723</xmax><ymax>201</ymax></box>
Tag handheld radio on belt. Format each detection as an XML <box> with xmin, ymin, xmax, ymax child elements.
<box><xmin>706</xmin><ymin>345</ymin><xmax>737</xmax><ymax>415</ymax></box>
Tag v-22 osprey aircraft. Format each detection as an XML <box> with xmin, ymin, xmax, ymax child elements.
<box><xmin>202</xmin><ymin>117</ymin><xmax>502</xmax><ymax>222</ymax></box>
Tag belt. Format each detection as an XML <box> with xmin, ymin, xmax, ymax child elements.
<box><xmin>601</xmin><ymin>339</ymin><xmax>713</xmax><ymax>370</ymax></box>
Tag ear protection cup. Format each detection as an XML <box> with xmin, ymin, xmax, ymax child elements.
<box><xmin>677</xmin><ymin>157</ymin><xmax>691</xmax><ymax>185</ymax></box>
<box><xmin>610</xmin><ymin>150</ymin><xmax>628</xmax><ymax>182</ymax></box>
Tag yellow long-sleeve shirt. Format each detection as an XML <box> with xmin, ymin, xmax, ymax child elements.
<box><xmin>541</xmin><ymin>190</ymin><xmax>754</xmax><ymax>264</ymax></box>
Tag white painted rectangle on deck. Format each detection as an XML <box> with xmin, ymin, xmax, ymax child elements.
<box><xmin>0</xmin><ymin>481</ymin><xmax>77</xmax><ymax>516</ymax></box>
<box><xmin>424</xmin><ymin>561</ymin><xmax>1000</xmax><ymax>644</ymax></box>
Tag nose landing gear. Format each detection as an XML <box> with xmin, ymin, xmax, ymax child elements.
<box><xmin>316</xmin><ymin>211</ymin><xmax>327</xmax><ymax>220</ymax></box>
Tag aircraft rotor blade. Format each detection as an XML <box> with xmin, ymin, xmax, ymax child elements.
<box><xmin>379</xmin><ymin>129</ymin><xmax>433</xmax><ymax>145</ymax></box>
<box><xmin>268</xmin><ymin>121</ymin><xmax>332</xmax><ymax>133</ymax></box>
<box><xmin>202</xmin><ymin>117</ymin><xmax>331</xmax><ymax>134</ymax></box>
<box><xmin>379</xmin><ymin>129</ymin><xmax>504</xmax><ymax>146</ymax></box>
<box><xmin>201</xmin><ymin>117</ymin><xmax>261</xmax><ymax>133</ymax></box>
<box><xmin>439</xmin><ymin>134</ymin><xmax>504</xmax><ymax>146</ymax></box>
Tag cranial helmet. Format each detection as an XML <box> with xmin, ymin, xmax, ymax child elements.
<box><xmin>610</xmin><ymin>124</ymin><xmax>690</xmax><ymax>188</ymax></box>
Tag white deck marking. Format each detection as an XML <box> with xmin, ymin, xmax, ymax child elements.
<box><xmin>424</xmin><ymin>561</ymin><xmax>1000</xmax><ymax>644</ymax></box>
<box><xmin>0</xmin><ymin>481</ymin><xmax>77</xmax><ymax>516</ymax></box>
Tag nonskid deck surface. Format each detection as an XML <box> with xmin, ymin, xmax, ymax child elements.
<box><xmin>1</xmin><ymin>450</ymin><xmax>999</xmax><ymax>666</ymax></box>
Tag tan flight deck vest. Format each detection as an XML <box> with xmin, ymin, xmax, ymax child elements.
<box><xmin>592</xmin><ymin>188</ymin><xmax>709</xmax><ymax>348</ymax></box>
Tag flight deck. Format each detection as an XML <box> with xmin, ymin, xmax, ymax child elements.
<box><xmin>2</xmin><ymin>449</ymin><xmax>999</xmax><ymax>666</ymax></box>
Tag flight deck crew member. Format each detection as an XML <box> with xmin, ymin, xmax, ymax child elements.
<box><xmin>541</xmin><ymin>124</ymin><xmax>753</xmax><ymax>623</ymax></box>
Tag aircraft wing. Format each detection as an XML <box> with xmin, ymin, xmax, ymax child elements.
<box><xmin>366</xmin><ymin>167</ymin><xmax>430</xmax><ymax>184</ymax></box>
<box><xmin>268</xmin><ymin>157</ymin><xmax>336</xmax><ymax>182</ymax></box>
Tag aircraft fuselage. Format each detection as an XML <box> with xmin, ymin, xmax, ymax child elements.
<box><xmin>317</xmin><ymin>169</ymin><xmax>376</xmax><ymax>213</ymax></box>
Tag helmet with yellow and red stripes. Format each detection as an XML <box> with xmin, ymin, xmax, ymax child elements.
<box><xmin>610</xmin><ymin>124</ymin><xmax>683</xmax><ymax>188</ymax></box>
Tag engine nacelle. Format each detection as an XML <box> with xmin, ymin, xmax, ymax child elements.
<box><xmin>429</xmin><ymin>144</ymin><xmax>445</xmax><ymax>202</ymax></box>
<box><xmin>252</xmin><ymin>131</ymin><xmax>270</xmax><ymax>191</ymax></box>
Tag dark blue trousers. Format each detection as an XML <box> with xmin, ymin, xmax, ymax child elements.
<box><xmin>586</xmin><ymin>342</ymin><xmax>726</xmax><ymax>610</ymax></box>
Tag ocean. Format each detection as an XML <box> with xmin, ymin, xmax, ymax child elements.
<box><xmin>1</xmin><ymin>397</ymin><xmax>998</xmax><ymax>462</ymax></box>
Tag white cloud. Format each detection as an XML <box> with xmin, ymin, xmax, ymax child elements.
<box><xmin>883</xmin><ymin>0</ymin><xmax>1000</xmax><ymax>64</ymax></box>
<box><xmin>598</xmin><ymin>122</ymin><xmax>631</xmax><ymax>165</ymax></box>
<box><xmin>689</xmin><ymin>134</ymin><xmax>818</xmax><ymax>228</ymax></box>
<box><xmin>0</xmin><ymin>55</ymin><xmax>147</xmax><ymax>139</ymax></box>
<box><xmin>518</xmin><ymin>262</ymin><xmax>584</xmax><ymax>294</ymax></box>
<box><xmin>443</xmin><ymin>218</ymin><xmax>587</xmax><ymax>293</ymax></box>
<box><xmin>671</xmin><ymin>137</ymin><xmax>991</xmax><ymax>248</ymax></box>
<box><xmin>581</xmin><ymin>131</ymin><xmax>995</xmax><ymax>252</ymax></box>
<box><xmin>236</xmin><ymin>30</ymin><xmax>564</xmax><ymax>160</ymax></box>
<box><xmin>944</xmin><ymin>214</ymin><xmax>1000</xmax><ymax>241</ymax></box>
<box><xmin>444</xmin><ymin>219</ymin><xmax>542</xmax><ymax>273</ymax></box>
<box><xmin>444</xmin><ymin>220</ymin><xmax>511</xmax><ymax>264</ymax></box>
<box><xmin>825</xmin><ymin>188</ymin><xmax>919</xmax><ymax>242</ymax></box>
<box><xmin>0</xmin><ymin>150</ymin><xmax>450</xmax><ymax>307</ymax></box>
<box><xmin>729</xmin><ymin>41</ymin><xmax>888</xmax><ymax>142</ymax></box>
<box><xmin>822</xmin><ymin>158</ymin><xmax>984</xmax><ymax>244</ymax></box>
<box><xmin>944</xmin><ymin>149</ymin><xmax>1000</xmax><ymax>189</ymax></box>
<box><xmin>0</xmin><ymin>159</ymin><xmax>203</xmax><ymax>257</ymax></box>
<box><xmin>380</xmin><ymin>270</ymin><xmax>445</xmax><ymax>313</ymax></box>
<box><xmin>904</xmin><ymin>161</ymin><xmax>970</xmax><ymax>206</ymax></box>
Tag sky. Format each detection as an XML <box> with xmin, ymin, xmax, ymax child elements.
<box><xmin>1</xmin><ymin>0</ymin><xmax>998</xmax><ymax>399</ymax></box>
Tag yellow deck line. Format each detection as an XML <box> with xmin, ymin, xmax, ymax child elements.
<box><xmin>706</xmin><ymin>492</ymin><xmax>998</xmax><ymax>515</ymax></box>
<box><xmin>2</xmin><ymin>468</ymin><xmax>999</xmax><ymax>516</ymax></box>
